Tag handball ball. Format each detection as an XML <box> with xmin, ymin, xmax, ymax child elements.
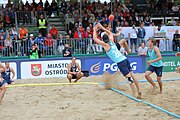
<box><xmin>108</xmin><ymin>14</ymin><xmax>114</xmax><ymax>21</ymax></box>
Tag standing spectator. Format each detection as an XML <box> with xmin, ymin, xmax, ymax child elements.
<box><xmin>57</xmin><ymin>34</ymin><xmax>65</xmax><ymax>54</ymax></box>
<box><xmin>0</xmin><ymin>35</ymin><xmax>4</xmax><ymax>52</ymax></box>
<box><xmin>128</xmin><ymin>24</ymin><xmax>138</xmax><ymax>52</ymax></box>
<box><xmin>12</xmin><ymin>34</ymin><xmax>20</xmax><ymax>56</ymax></box>
<box><xmin>173</xmin><ymin>30</ymin><xmax>180</xmax><ymax>51</ymax></box>
<box><xmin>68</xmin><ymin>30</ymin><xmax>74</xmax><ymax>38</ymax></box>
<box><xmin>45</xmin><ymin>34</ymin><xmax>54</xmax><ymax>55</ymax></box>
<box><xmin>144</xmin><ymin>17</ymin><xmax>150</xmax><ymax>26</ymax></box>
<box><xmin>3</xmin><ymin>35</ymin><xmax>13</xmax><ymax>56</ymax></box>
<box><xmin>133</xmin><ymin>12</ymin><xmax>139</xmax><ymax>26</ymax></box>
<box><xmin>138</xmin><ymin>42</ymin><xmax>148</xmax><ymax>56</ymax></box>
<box><xmin>49</xmin><ymin>24</ymin><xmax>58</xmax><ymax>39</ymax></box>
<box><xmin>137</xmin><ymin>22</ymin><xmax>146</xmax><ymax>47</ymax></box>
<box><xmin>19</xmin><ymin>24</ymin><xmax>28</xmax><ymax>39</ymax></box>
<box><xmin>37</xmin><ymin>14</ymin><xmax>48</xmax><ymax>37</ymax></box>
<box><xmin>51</xmin><ymin>0</ymin><xmax>58</xmax><ymax>16</ymax></box>
<box><xmin>63</xmin><ymin>44</ymin><xmax>72</xmax><ymax>57</ymax></box>
<box><xmin>12</xmin><ymin>27</ymin><xmax>18</xmax><ymax>35</ymax></box>
<box><xmin>34</xmin><ymin>33</ymin><xmax>45</xmax><ymax>54</ymax></box>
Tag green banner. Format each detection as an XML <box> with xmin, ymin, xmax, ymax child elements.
<box><xmin>146</xmin><ymin>56</ymin><xmax>180</xmax><ymax>72</ymax></box>
<box><xmin>162</xmin><ymin>56</ymin><xmax>180</xmax><ymax>72</ymax></box>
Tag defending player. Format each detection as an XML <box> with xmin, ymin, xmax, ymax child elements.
<box><xmin>93</xmin><ymin>23</ymin><xmax>141</xmax><ymax>98</ymax></box>
<box><xmin>145</xmin><ymin>38</ymin><xmax>163</xmax><ymax>94</ymax></box>
<box><xmin>67</xmin><ymin>57</ymin><xmax>84</xmax><ymax>83</ymax></box>
<box><xmin>1</xmin><ymin>61</ymin><xmax>15</xmax><ymax>84</ymax></box>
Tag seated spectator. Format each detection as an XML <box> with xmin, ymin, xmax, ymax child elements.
<box><xmin>29</xmin><ymin>44</ymin><xmax>42</xmax><ymax>59</ymax></box>
<box><xmin>144</xmin><ymin>17</ymin><xmax>150</xmax><ymax>26</ymax></box>
<box><xmin>63</xmin><ymin>44</ymin><xmax>72</xmax><ymax>57</ymax></box>
<box><xmin>49</xmin><ymin>24</ymin><xmax>58</xmax><ymax>39</ymax></box>
<box><xmin>45</xmin><ymin>34</ymin><xmax>54</xmax><ymax>55</ymax></box>
<box><xmin>4</xmin><ymin>11</ymin><xmax>13</xmax><ymax>27</ymax></box>
<box><xmin>67</xmin><ymin>57</ymin><xmax>83</xmax><ymax>83</ymax></box>
<box><xmin>172</xmin><ymin>4</ymin><xmax>179</xmax><ymax>14</ymax></box>
<box><xmin>3</xmin><ymin>35</ymin><xmax>13</xmax><ymax>56</ymax></box>
<box><xmin>51</xmin><ymin>0</ymin><xmax>59</xmax><ymax>16</ymax></box>
<box><xmin>138</xmin><ymin>42</ymin><xmax>147</xmax><ymax>56</ymax></box>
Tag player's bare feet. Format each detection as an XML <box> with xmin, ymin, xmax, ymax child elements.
<box><xmin>152</xmin><ymin>85</ymin><xmax>158</xmax><ymax>92</ymax></box>
<box><xmin>74</xmin><ymin>79</ymin><xmax>78</xmax><ymax>83</ymax></box>
<box><xmin>137</xmin><ymin>92</ymin><xmax>142</xmax><ymax>99</ymax></box>
<box><xmin>159</xmin><ymin>91</ymin><xmax>162</xmax><ymax>94</ymax></box>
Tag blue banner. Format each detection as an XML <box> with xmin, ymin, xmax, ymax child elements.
<box><xmin>84</xmin><ymin>56</ymin><xmax>145</xmax><ymax>75</ymax></box>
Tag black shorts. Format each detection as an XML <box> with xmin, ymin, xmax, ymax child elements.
<box><xmin>130</xmin><ymin>38</ymin><xmax>137</xmax><ymax>45</ymax></box>
<box><xmin>117</xmin><ymin>59</ymin><xmax>132</xmax><ymax>76</ymax></box>
<box><xmin>116</xmin><ymin>43</ymin><xmax>121</xmax><ymax>50</ymax></box>
<box><xmin>72</xmin><ymin>74</ymin><xmax>77</xmax><ymax>79</ymax></box>
<box><xmin>0</xmin><ymin>80</ymin><xmax>7</xmax><ymax>87</ymax></box>
<box><xmin>147</xmin><ymin>65</ymin><xmax>163</xmax><ymax>77</ymax></box>
<box><xmin>5</xmin><ymin>79</ymin><xmax>14</xmax><ymax>84</ymax></box>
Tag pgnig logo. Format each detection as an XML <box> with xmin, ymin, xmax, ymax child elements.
<box><xmin>90</xmin><ymin>62</ymin><xmax>137</xmax><ymax>73</ymax></box>
<box><xmin>90</xmin><ymin>62</ymin><xmax>101</xmax><ymax>73</ymax></box>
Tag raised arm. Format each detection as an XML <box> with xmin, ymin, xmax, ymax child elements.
<box><xmin>96</xmin><ymin>23</ymin><xmax>112</xmax><ymax>36</ymax></box>
<box><xmin>93</xmin><ymin>26</ymin><xmax>106</xmax><ymax>47</ymax></box>
<box><xmin>113</xmin><ymin>27</ymin><xmax>122</xmax><ymax>37</ymax></box>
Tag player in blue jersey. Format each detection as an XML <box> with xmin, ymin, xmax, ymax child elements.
<box><xmin>1</xmin><ymin>61</ymin><xmax>15</xmax><ymax>84</ymax></box>
<box><xmin>0</xmin><ymin>62</ymin><xmax>7</xmax><ymax>104</ymax></box>
<box><xmin>93</xmin><ymin>23</ymin><xmax>141</xmax><ymax>98</ymax></box>
<box><xmin>145</xmin><ymin>38</ymin><xmax>163</xmax><ymax>94</ymax></box>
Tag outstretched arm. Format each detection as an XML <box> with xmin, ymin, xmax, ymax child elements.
<box><xmin>113</xmin><ymin>27</ymin><xmax>122</xmax><ymax>37</ymax></box>
<box><xmin>96</xmin><ymin>23</ymin><xmax>112</xmax><ymax>36</ymax></box>
<box><xmin>93</xmin><ymin>26</ymin><xmax>106</xmax><ymax>47</ymax></box>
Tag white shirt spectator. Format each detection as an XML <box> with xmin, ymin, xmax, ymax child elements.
<box><xmin>120</xmin><ymin>46</ymin><xmax>127</xmax><ymax>55</ymax></box>
<box><xmin>172</xmin><ymin>5</ymin><xmax>179</xmax><ymax>12</ymax></box>
<box><xmin>138</xmin><ymin>46</ymin><xmax>147</xmax><ymax>56</ymax></box>
<box><xmin>129</xmin><ymin>28</ymin><xmax>138</xmax><ymax>38</ymax></box>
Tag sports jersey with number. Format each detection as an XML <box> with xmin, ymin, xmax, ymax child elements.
<box><xmin>106</xmin><ymin>41</ymin><xmax>127</xmax><ymax>63</ymax></box>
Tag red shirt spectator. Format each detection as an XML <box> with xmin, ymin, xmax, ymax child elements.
<box><xmin>45</xmin><ymin>34</ymin><xmax>54</xmax><ymax>47</ymax></box>
<box><xmin>49</xmin><ymin>25</ymin><xmax>58</xmax><ymax>39</ymax></box>
<box><xmin>74</xmin><ymin>27</ymin><xmax>85</xmax><ymax>39</ymax></box>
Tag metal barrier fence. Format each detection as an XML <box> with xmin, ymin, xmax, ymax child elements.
<box><xmin>0</xmin><ymin>38</ymin><xmax>105</xmax><ymax>57</ymax></box>
<box><xmin>16</xmin><ymin>11</ymin><xmax>47</xmax><ymax>26</ymax></box>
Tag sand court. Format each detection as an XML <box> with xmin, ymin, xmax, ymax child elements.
<box><xmin>0</xmin><ymin>72</ymin><xmax>180</xmax><ymax>120</ymax></box>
